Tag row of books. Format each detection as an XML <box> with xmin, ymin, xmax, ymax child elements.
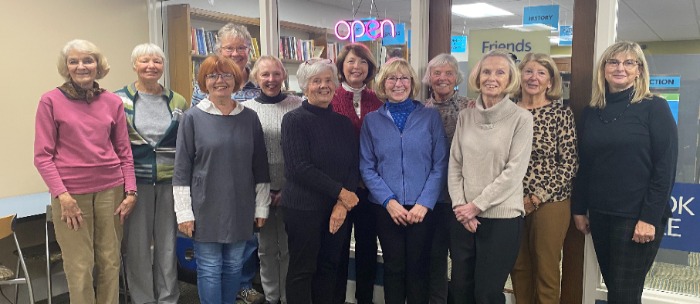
<box><xmin>190</xmin><ymin>27</ymin><xmax>260</xmax><ymax>61</ymax></box>
<box><xmin>279</xmin><ymin>36</ymin><xmax>325</xmax><ymax>62</ymax></box>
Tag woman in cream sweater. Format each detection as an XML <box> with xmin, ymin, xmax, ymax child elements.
<box><xmin>448</xmin><ymin>49</ymin><xmax>533</xmax><ymax>304</ymax></box>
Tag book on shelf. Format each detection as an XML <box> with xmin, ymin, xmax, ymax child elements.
<box><xmin>191</xmin><ymin>27</ymin><xmax>218</xmax><ymax>56</ymax></box>
<box><xmin>249</xmin><ymin>37</ymin><xmax>260</xmax><ymax>61</ymax></box>
<box><xmin>326</xmin><ymin>42</ymin><xmax>342</xmax><ymax>62</ymax></box>
<box><xmin>279</xmin><ymin>36</ymin><xmax>317</xmax><ymax>62</ymax></box>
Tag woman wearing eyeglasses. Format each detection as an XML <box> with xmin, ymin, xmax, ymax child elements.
<box><xmin>281</xmin><ymin>58</ymin><xmax>360</xmax><ymax>304</ymax></box>
<box><xmin>359</xmin><ymin>58</ymin><xmax>448</xmax><ymax>304</ymax></box>
<box><xmin>173</xmin><ymin>55</ymin><xmax>270</xmax><ymax>304</ymax></box>
<box><xmin>448</xmin><ymin>49</ymin><xmax>532</xmax><ymax>304</ymax></box>
<box><xmin>191</xmin><ymin>23</ymin><xmax>262</xmax><ymax>107</ymax></box>
<box><xmin>572</xmin><ymin>41</ymin><xmax>677</xmax><ymax>304</ymax></box>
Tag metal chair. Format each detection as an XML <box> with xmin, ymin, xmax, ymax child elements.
<box><xmin>0</xmin><ymin>214</ymin><xmax>35</xmax><ymax>303</ymax></box>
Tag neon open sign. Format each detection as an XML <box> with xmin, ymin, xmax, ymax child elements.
<box><xmin>334</xmin><ymin>19</ymin><xmax>396</xmax><ymax>43</ymax></box>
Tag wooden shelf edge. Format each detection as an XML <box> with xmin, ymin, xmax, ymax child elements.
<box><xmin>190</xmin><ymin>7</ymin><xmax>260</xmax><ymax>26</ymax></box>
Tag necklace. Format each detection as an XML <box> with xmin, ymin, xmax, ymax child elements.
<box><xmin>597</xmin><ymin>89</ymin><xmax>634</xmax><ymax>124</ymax></box>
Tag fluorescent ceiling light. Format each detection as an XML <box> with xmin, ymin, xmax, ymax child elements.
<box><xmin>452</xmin><ymin>3</ymin><xmax>513</xmax><ymax>18</ymax></box>
<box><xmin>503</xmin><ymin>23</ymin><xmax>557</xmax><ymax>32</ymax></box>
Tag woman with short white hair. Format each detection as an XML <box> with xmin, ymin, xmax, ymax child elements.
<box><xmin>34</xmin><ymin>39</ymin><xmax>137</xmax><ymax>304</ymax></box>
<box><xmin>281</xmin><ymin>58</ymin><xmax>360</xmax><ymax>304</ymax></box>
<box><xmin>115</xmin><ymin>43</ymin><xmax>188</xmax><ymax>304</ymax></box>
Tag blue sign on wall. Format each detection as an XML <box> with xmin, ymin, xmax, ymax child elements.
<box><xmin>382</xmin><ymin>23</ymin><xmax>405</xmax><ymax>46</ymax></box>
<box><xmin>523</xmin><ymin>5</ymin><xmax>559</xmax><ymax>29</ymax></box>
<box><xmin>451</xmin><ymin>35</ymin><xmax>467</xmax><ymax>53</ymax></box>
<box><xmin>559</xmin><ymin>25</ymin><xmax>572</xmax><ymax>46</ymax></box>
<box><xmin>660</xmin><ymin>183</ymin><xmax>700</xmax><ymax>252</ymax></box>
<box><xmin>650</xmin><ymin>76</ymin><xmax>681</xmax><ymax>89</ymax></box>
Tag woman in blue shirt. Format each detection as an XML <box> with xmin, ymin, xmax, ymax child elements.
<box><xmin>359</xmin><ymin>58</ymin><xmax>448</xmax><ymax>304</ymax></box>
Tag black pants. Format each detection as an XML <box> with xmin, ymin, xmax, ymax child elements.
<box><xmin>589</xmin><ymin>212</ymin><xmax>664</xmax><ymax>304</ymax></box>
<box><xmin>283</xmin><ymin>207</ymin><xmax>350</xmax><ymax>304</ymax></box>
<box><xmin>449</xmin><ymin>216</ymin><xmax>523</xmax><ymax>304</ymax></box>
<box><xmin>428</xmin><ymin>203</ymin><xmax>451</xmax><ymax>304</ymax></box>
<box><xmin>339</xmin><ymin>187</ymin><xmax>378</xmax><ymax>304</ymax></box>
<box><xmin>374</xmin><ymin>203</ymin><xmax>435</xmax><ymax>304</ymax></box>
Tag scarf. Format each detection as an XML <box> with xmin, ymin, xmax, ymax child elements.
<box><xmin>58</xmin><ymin>81</ymin><xmax>105</xmax><ymax>103</ymax></box>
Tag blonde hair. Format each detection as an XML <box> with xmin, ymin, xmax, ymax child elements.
<box><xmin>374</xmin><ymin>58</ymin><xmax>420</xmax><ymax>101</ymax></box>
<box><xmin>591</xmin><ymin>41</ymin><xmax>652</xmax><ymax>108</ymax></box>
<box><xmin>467</xmin><ymin>49</ymin><xmax>520</xmax><ymax>96</ymax></box>
<box><xmin>57</xmin><ymin>39</ymin><xmax>110</xmax><ymax>81</ymax></box>
<box><xmin>250</xmin><ymin>56</ymin><xmax>287</xmax><ymax>86</ymax></box>
<box><xmin>513</xmin><ymin>53</ymin><xmax>562</xmax><ymax>101</ymax></box>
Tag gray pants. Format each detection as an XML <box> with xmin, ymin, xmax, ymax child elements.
<box><xmin>258</xmin><ymin>206</ymin><xmax>289</xmax><ymax>303</ymax></box>
<box><xmin>124</xmin><ymin>184</ymin><xmax>179</xmax><ymax>304</ymax></box>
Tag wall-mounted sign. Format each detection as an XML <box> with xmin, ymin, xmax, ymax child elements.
<box><xmin>451</xmin><ymin>35</ymin><xmax>467</xmax><ymax>53</ymax></box>
<box><xmin>382</xmin><ymin>23</ymin><xmax>406</xmax><ymax>46</ymax></box>
<box><xmin>559</xmin><ymin>25</ymin><xmax>572</xmax><ymax>46</ymax></box>
<box><xmin>661</xmin><ymin>183</ymin><xmax>700</xmax><ymax>252</ymax></box>
<box><xmin>650</xmin><ymin>75</ymin><xmax>681</xmax><ymax>123</ymax></box>
<box><xmin>523</xmin><ymin>5</ymin><xmax>559</xmax><ymax>29</ymax></box>
<box><xmin>335</xmin><ymin>18</ymin><xmax>396</xmax><ymax>43</ymax></box>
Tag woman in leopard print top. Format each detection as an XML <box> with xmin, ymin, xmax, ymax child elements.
<box><xmin>510</xmin><ymin>53</ymin><xmax>578</xmax><ymax>304</ymax></box>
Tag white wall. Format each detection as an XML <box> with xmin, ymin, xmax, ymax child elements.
<box><xmin>0</xmin><ymin>0</ymin><xmax>149</xmax><ymax>199</ymax></box>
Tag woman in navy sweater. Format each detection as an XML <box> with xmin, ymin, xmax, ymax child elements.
<box><xmin>573</xmin><ymin>41</ymin><xmax>677</xmax><ymax>304</ymax></box>
<box><xmin>359</xmin><ymin>58</ymin><xmax>448</xmax><ymax>304</ymax></box>
<box><xmin>281</xmin><ymin>58</ymin><xmax>360</xmax><ymax>304</ymax></box>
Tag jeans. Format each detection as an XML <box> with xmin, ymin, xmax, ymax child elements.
<box><xmin>240</xmin><ymin>236</ymin><xmax>259</xmax><ymax>290</ymax></box>
<box><xmin>194</xmin><ymin>240</ymin><xmax>247</xmax><ymax>304</ymax></box>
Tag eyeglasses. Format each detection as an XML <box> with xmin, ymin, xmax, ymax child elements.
<box><xmin>386</xmin><ymin>76</ymin><xmax>411</xmax><ymax>84</ymax></box>
<box><xmin>605</xmin><ymin>59</ymin><xmax>640</xmax><ymax>69</ymax></box>
<box><xmin>303</xmin><ymin>58</ymin><xmax>333</xmax><ymax>65</ymax></box>
<box><xmin>221</xmin><ymin>46</ymin><xmax>250</xmax><ymax>54</ymax></box>
<box><xmin>205</xmin><ymin>73</ymin><xmax>234</xmax><ymax>80</ymax></box>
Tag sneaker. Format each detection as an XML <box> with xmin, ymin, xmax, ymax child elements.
<box><xmin>237</xmin><ymin>288</ymin><xmax>266</xmax><ymax>304</ymax></box>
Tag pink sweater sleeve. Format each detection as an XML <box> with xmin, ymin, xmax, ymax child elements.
<box><xmin>111</xmin><ymin>101</ymin><xmax>137</xmax><ymax>192</ymax></box>
<box><xmin>33</xmin><ymin>97</ymin><xmax>67</xmax><ymax>197</ymax></box>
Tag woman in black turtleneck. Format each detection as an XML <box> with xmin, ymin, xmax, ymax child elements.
<box><xmin>572</xmin><ymin>41</ymin><xmax>677</xmax><ymax>304</ymax></box>
<box><xmin>244</xmin><ymin>56</ymin><xmax>302</xmax><ymax>304</ymax></box>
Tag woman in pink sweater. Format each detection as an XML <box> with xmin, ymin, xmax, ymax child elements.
<box><xmin>33</xmin><ymin>39</ymin><xmax>136</xmax><ymax>304</ymax></box>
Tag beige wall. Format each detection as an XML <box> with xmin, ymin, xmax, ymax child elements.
<box><xmin>0</xmin><ymin>0</ymin><xmax>149</xmax><ymax>199</ymax></box>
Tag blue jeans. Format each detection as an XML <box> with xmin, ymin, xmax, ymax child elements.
<box><xmin>194</xmin><ymin>241</ymin><xmax>246</xmax><ymax>304</ymax></box>
<box><xmin>240</xmin><ymin>235</ymin><xmax>259</xmax><ymax>290</ymax></box>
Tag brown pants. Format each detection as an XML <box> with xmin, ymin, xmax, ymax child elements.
<box><xmin>52</xmin><ymin>185</ymin><xmax>124</xmax><ymax>304</ymax></box>
<box><xmin>511</xmin><ymin>199</ymin><xmax>570</xmax><ymax>304</ymax></box>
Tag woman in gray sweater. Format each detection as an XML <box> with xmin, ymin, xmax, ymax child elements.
<box><xmin>447</xmin><ymin>49</ymin><xmax>533</xmax><ymax>304</ymax></box>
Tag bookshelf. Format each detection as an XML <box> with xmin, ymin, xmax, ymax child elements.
<box><xmin>167</xmin><ymin>4</ymin><xmax>335</xmax><ymax>99</ymax></box>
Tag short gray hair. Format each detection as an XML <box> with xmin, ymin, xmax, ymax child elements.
<box><xmin>57</xmin><ymin>39</ymin><xmax>110</xmax><ymax>81</ymax></box>
<box><xmin>130</xmin><ymin>43</ymin><xmax>166</xmax><ymax>67</ymax></box>
<box><xmin>296</xmin><ymin>58</ymin><xmax>338</xmax><ymax>92</ymax></box>
<box><xmin>422</xmin><ymin>53</ymin><xmax>464</xmax><ymax>85</ymax></box>
<box><xmin>215</xmin><ymin>23</ymin><xmax>252</xmax><ymax>52</ymax></box>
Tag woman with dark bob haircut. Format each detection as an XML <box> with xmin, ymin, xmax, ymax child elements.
<box><xmin>331</xmin><ymin>43</ymin><xmax>384</xmax><ymax>304</ymax></box>
<box><xmin>173</xmin><ymin>55</ymin><xmax>270</xmax><ymax>304</ymax></box>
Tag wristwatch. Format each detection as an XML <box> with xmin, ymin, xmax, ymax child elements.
<box><xmin>126</xmin><ymin>190</ymin><xmax>138</xmax><ymax>197</ymax></box>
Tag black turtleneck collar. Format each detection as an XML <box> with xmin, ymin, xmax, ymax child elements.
<box><xmin>605</xmin><ymin>85</ymin><xmax>635</xmax><ymax>104</ymax></box>
<box><xmin>302</xmin><ymin>99</ymin><xmax>334</xmax><ymax>114</ymax></box>
<box><xmin>255</xmin><ymin>92</ymin><xmax>287</xmax><ymax>104</ymax></box>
